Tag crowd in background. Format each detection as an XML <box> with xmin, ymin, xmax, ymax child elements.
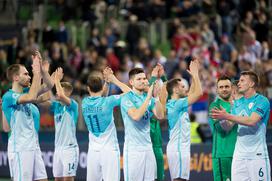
<box><xmin>0</xmin><ymin>0</ymin><xmax>272</xmax><ymax>130</ymax></box>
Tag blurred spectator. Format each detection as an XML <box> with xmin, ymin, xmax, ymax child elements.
<box><xmin>201</xmin><ymin>22</ymin><xmax>215</xmax><ymax>48</ymax></box>
<box><xmin>171</xmin><ymin>25</ymin><xmax>193</xmax><ymax>52</ymax></box>
<box><xmin>126</xmin><ymin>15</ymin><xmax>141</xmax><ymax>55</ymax></box>
<box><xmin>0</xmin><ymin>50</ymin><xmax>8</xmax><ymax>78</ymax></box>
<box><xmin>104</xmin><ymin>27</ymin><xmax>117</xmax><ymax>48</ymax></box>
<box><xmin>261</xmin><ymin>42</ymin><xmax>270</xmax><ymax>61</ymax></box>
<box><xmin>42</xmin><ymin>21</ymin><xmax>55</xmax><ymax>49</ymax></box>
<box><xmin>87</xmin><ymin>27</ymin><xmax>100</xmax><ymax>49</ymax></box>
<box><xmin>245</xmin><ymin>32</ymin><xmax>262</xmax><ymax>60</ymax></box>
<box><xmin>219</xmin><ymin>34</ymin><xmax>235</xmax><ymax>63</ymax></box>
<box><xmin>69</xmin><ymin>46</ymin><xmax>83</xmax><ymax>72</ymax></box>
<box><xmin>253</xmin><ymin>13</ymin><xmax>269</xmax><ymax>43</ymax></box>
<box><xmin>164</xmin><ymin>49</ymin><xmax>178</xmax><ymax>79</ymax></box>
<box><xmin>216</xmin><ymin>0</ymin><xmax>235</xmax><ymax>36</ymax></box>
<box><xmin>190</xmin><ymin>113</ymin><xmax>204</xmax><ymax>144</ymax></box>
<box><xmin>149</xmin><ymin>0</ymin><xmax>166</xmax><ymax>20</ymax></box>
<box><xmin>106</xmin><ymin>48</ymin><xmax>120</xmax><ymax>72</ymax></box>
<box><xmin>55</xmin><ymin>20</ymin><xmax>68</xmax><ymax>44</ymax></box>
<box><xmin>152</xmin><ymin>49</ymin><xmax>167</xmax><ymax>65</ymax></box>
<box><xmin>173</xmin><ymin>0</ymin><xmax>200</xmax><ymax>18</ymax></box>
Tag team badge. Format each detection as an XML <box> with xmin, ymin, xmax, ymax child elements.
<box><xmin>248</xmin><ymin>102</ymin><xmax>254</xmax><ymax>109</ymax></box>
<box><xmin>126</xmin><ymin>100</ymin><xmax>133</xmax><ymax>107</ymax></box>
<box><xmin>12</xmin><ymin>93</ymin><xmax>20</xmax><ymax>99</ymax></box>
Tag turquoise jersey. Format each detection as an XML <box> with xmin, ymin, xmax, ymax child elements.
<box><xmin>2</xmin><ymin>89</ymin><xmax>39</xmax><ymax>152</ymax></box>
<box><xmin>120</xmin><ymin>91</ymin><xmax>155</xmax><ymax>151</ymax></box>
<box><xmin>166</xmin><ymin>97</ymin><xmax>190</xmax><ymax>152</ymax></box>
<box><xmin>232</xmin><ymin>93</ymin><xmax>270</xmax><ymax>159</ymax></box>
<box><xmin>82</xmin><ymin>95</ymin><xmax>121</xmax><ymax>151</ymax></box>
<box><xmin>50</xmin><ymin>99</ymin><xmax>78</xmax><ymax>149</ymax></box>
<box><xmin>31</xmin><ymin>104</ymin><xmax>40</xmax><ymax>133</ymax></box>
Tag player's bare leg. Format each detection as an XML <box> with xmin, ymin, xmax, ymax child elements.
<box><xmin>63</xmin><ymin>176</ymin><xmax>74</xmax><ymax>181</ymax></box>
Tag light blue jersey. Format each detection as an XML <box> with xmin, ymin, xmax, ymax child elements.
<box><xmin>50</xmin><ymin>99</ymin><xmax>78</xmax><ymax>149</ymax></box>
<box><xmin>82</xmin><ymin>95</ymin><xmax>121</xmax><ymax>151</ymax></box>
<box><xmin>2</xmin><ymin>89</ymin><xmax>39</xmax><ymax>152</ymax></box>
<box><xmin>166</xmin><ymin>97</ymin><xmax>190</xmax><ymax>152</ymax></box>
<box><xmin>120</xmin><ymin>91</ymin><xmax>155</xmax><ymax>151</ymax></box>
<box><xmin>31</xmin><ymin>104</ymin><xmax>40</xmax><ymax>133</ymax></box>
<box><xmin>232</xmin><ymin>93</ymin><xmax>270</xmax><ymax>159</ymax></box>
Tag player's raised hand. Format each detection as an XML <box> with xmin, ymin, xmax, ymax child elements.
<box><xmin>151</xmin><ymin>65</ymin><xmax>160</xmax><ymax>78</ymax></box>
<box><xmin>159</xmin><ymin>83</ymin><xmax>168</xmax><ymax>105</ymax></box>
<box><xmin>153</xmin><ymin>80</ymin><xmax>162</xmax><ymax>98</ymax></box>
<box><xmin>157</xmin><ymin>63</ymin><xmax>165</xmax><ymax>77</ymax></box>
<box><xmin>187</xmin><ymin>57</ymin><xmax>199</xmax><ymax>76</ymax></box>
<box><xmin>42</xmin><ymin>60</ymin><xmax>50</xmax><ymax>73</ymax></box>
<box><xmin>103</xmin><ymin>67</ymin><xmax>114</xmax><ymax>83</ymax></box>
<box><xmin>31</xmin><ymin>51</ymin><xmax>42</xmax><ymax>74</ymax></box>
<box><xmin>147</xmin><ymin>83</ymin><xmax>155</xmax><ymax>100</ymax></box>
<box><xmin>54</xmin><ymin>67</ymin><xmax>64</xmax><ymax>82</ymax></box>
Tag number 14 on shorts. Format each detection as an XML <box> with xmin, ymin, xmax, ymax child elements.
<box><xmin>69</xmin><ymin>163</ymin><xmax>75</xmax><ymax>172</ymax></box>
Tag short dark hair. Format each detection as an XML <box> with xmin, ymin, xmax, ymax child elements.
<box><xmin>166</xmin><ymin>78</ymin><xmax>181</xmax><ymax>96</ymax></box>
<box><xmin>87</xmin><ymin>74</ymin><xmax>103</xmax><ymax>93</ymax></box>
<box><xmin>6</xmin><ymin>64</ymin><xmax>22</xmax><ymax>81</ymax></box>
<box><xmin>60</xmin><ymin>82</ymin><xmax>73</xmax><ymax>93</ymax></box>
<box><xmin>128</xmin><ymin>68</ymin><xmax>144</xmax><ymax>80</ymax></box>
<box><xmin>240</xmin><ymin>70</ymin><xmax>259</xmax><ymax>88</ymax></box>
<box><xmin>217</xmin><ymin>75</ymin><xmax>232</xmax><ymax>84</ymax></box>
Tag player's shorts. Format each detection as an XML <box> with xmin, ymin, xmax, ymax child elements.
<box><xmin>153</xmin><ymin>147</ymin><xmax>164</xmax><ymax>181</ymax></box>
<box><xmin>167</xmin><ymin>149</ymin><xmax>190</xmax><ymax>180</ymax></box>
<box><xmin>87</xmin><ymin>148</ymin><xmax>120</xmax><ymax>181</ymax></box>
<box><xmin>212</xmin><ymin>157</ymin><xmax>232</xmax><ymax>181</ymax></box>
<box><xmin>8</xmin><ymin>151</ymin><xmax>14</xmax><ymax>178</ymax></box>
<box><xmin>8</xmin><ymin>149</ymin><xmax>47</xmax><ymax>180</ymax></box>
<box><xmin>53</xmin><ymin>146</ymin><xmax>79</xmax><ymax>178</ymax></box>
<box><xmin>232</xmin><ymin>157</ymin><xmax>271</xmax><ymax>181</ymax></box>
<box><xmin>123</xmin><ymin>149</ymin><xmax>156</xmax><ymax>181</ymax></box>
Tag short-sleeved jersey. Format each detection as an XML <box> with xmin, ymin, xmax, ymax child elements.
<box><xmin>120</xmin><ymin>91</ymin><xmax>155</xmax><ymax>151</ymax></box>
<box><xmin>208</xmin><ymin>97</ymin><xmax>237</xmax><ymax>158</ymax></box>
<box><xmin>166</xmin><ymin>97</ymin><xmax>190</xmax><ymax>152</ymax></box>
<box><xmin>2</xmin><ymin>89</ymin><xmax>39</xmax><ymax>152</ymax></box>
<box><xmin>50</xmin><ymin>99</ymin><xmax>78</xmax><ymax>149</ymax></box>
<box><xmin>31</xmin><ymin>104</ymin><xmax>40</xmax><ymax>133</ymax></box>
<box><xmin>82</xmin><ymin>95</ymin><xmax>121</xmax><ymax>151</ymax></box>
<box><xmin>22</xmin><ymin>88</ymin><xmax>40</xmax><ymax>133</ymax></box>
<box><xmin>232</xmin><ymin>93</ymin><xmax>270</xmax><ymax>159</ymax></box>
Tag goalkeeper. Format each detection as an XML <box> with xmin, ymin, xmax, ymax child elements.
<box><xmin>208</xmin><ymin>76</ymin><xmax>238</xmax><ymax>181</ymax></box>
<box><xmin>149</xmin><ymin>64</ymin><xmax>167</xmax><ymax>181</ymax></box>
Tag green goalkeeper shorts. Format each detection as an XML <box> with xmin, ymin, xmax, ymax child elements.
<box><xmin>153</xmin><ymin>147</ymin><xmax>164</xmax><ymax>180</ymax></box>
<box><xmin>212</xmin><ymin>157</ymin><xmax>232</xmax><ymax>181</ymax></box>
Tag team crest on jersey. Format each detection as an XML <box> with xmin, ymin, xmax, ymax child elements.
<box><xmin>248</xmin><ymin>102</ymin><xmax>254</xmax><ymax>109</ymax></box>
<box><xmin>126</xmin><ymin>100</ymin><xmax>133</xmax><ymax>107</ymax></box>
<box><xmin>12</xmin><ymin>93</ymin><xmax>20</xmax><ymax>99</ymax></box>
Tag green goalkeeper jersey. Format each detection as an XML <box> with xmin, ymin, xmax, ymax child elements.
<box><xmin>209</xmin><ymin>97</ymin><xmax>237</xmax><ymax>158</ymax></box>
<box><xmin>149</xmin><ymin>76</ymin><xmax>166</xmax><ymax>148</ymax></box>
<box><xmin>150</xmin><ymin>117</ymin><xmax>163</xmax><ymax>147</ymax></box>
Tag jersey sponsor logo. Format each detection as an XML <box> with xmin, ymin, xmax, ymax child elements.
<box><xmin>248</xmin><ymin>102</ymin><xmax>254</xmax><ymax>109</ymax></box>
<box><xmin>114</xmin><ymin>95</ymin><xmax>120</xmax><ymax>99</ymax></box>
<box><xmin>256</xmin><ymin>153</ymin><xmax>262</xmax><ymax>156</ymax></box>
<box><xmin>239</xmin><ymin>110</ymin><xmax>248</xmax><ymax>117</ymax></box>
<box><xmin>256</xmin><ymin>108</ymin><xmax>264</xmax><ymax>114</ymax></box>
<box><xmin>56</xmin><ymin>114</ymin><xmax>62</xmax><ymax>123</ymax></box>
